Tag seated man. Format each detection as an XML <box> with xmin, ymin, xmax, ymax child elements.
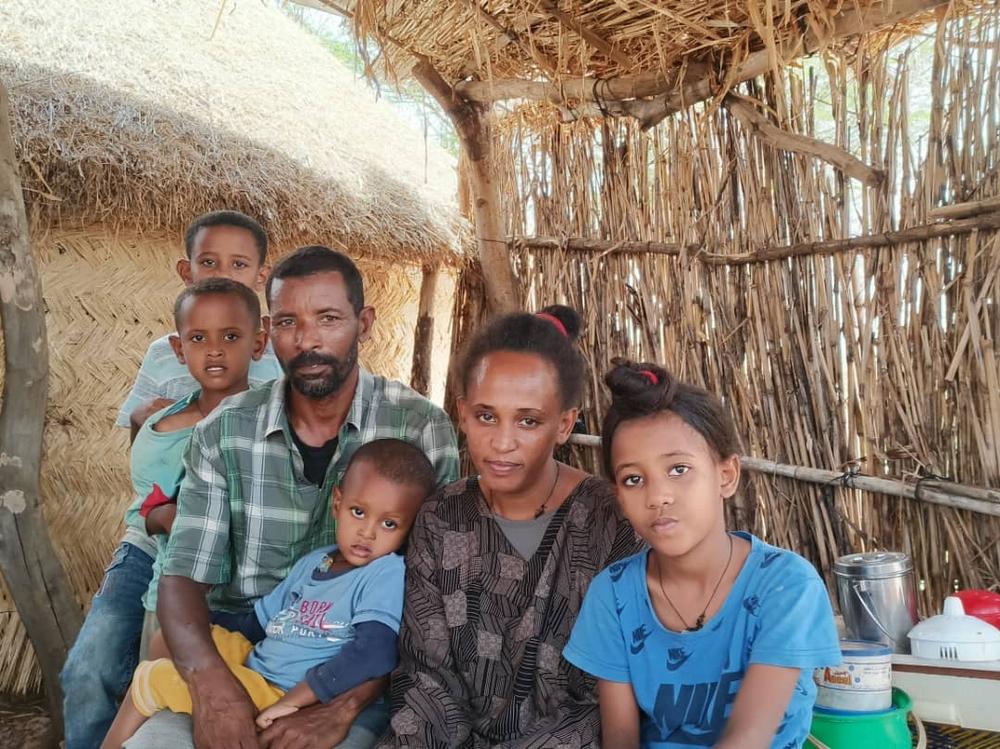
<box><xmin>125</xmin><ymin>246</ymin><xmax>458</xmax><ymax>749</ymax></box>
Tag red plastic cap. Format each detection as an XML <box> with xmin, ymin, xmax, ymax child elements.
<box><xmin>954</xmin><ymin>589</ymin><xmax>1000</xmax><ymax>629</ymax></box>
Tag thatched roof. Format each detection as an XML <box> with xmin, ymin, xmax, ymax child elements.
<box><xmin>0</xmin><ymin>0</ymin><xmax>468</xmax><ymax>265</ymax></box>
<box><xmin>345</xmin><ymin>0</ymin><xmax>979</xmax><ymax>125</ymax></box>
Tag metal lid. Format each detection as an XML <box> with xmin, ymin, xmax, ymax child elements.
<box><xmin>834</xmin><ymin>551</ymin><xmax>912</xmax><ymax>578</ymax></box>
<box><xmin>838</xmin><ymin>639</ymin><xmax>893</xmax><ymax>657</ymax></box>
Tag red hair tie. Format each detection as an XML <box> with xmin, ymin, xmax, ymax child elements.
<box><xmin>638</xmin><ymin>369</ymin><xmax>659</xmax><ymax>386</ymax></box>
<box><xmin>535</xmin><ymin>312</ymin><xmax>568</xmax><ymax>338</ymax></box>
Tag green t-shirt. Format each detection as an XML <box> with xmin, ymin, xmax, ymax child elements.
<box><xmin>123</xmin><ymin>393</ymin><xmax>197</xmax><ymax>612</ymax></box>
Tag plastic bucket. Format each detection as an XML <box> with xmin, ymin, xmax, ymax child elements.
<box><xmin>805</xmin><ymin>688</ymin><xmax>915</xmax><ymax>749</ymax></box>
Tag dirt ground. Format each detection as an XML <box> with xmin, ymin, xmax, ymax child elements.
<box><xmin>0</xmin><ymin>697</ymin><xmax>55</xmax><ymax>749</ymax></box>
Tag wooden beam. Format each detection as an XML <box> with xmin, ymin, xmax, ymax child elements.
<box><xmin>516</xmin><ymin>236</ymin><xmax>697</xmax><ymax>255</ymax></box>
<box><xmin>720</xmin><ymin>211</ymin><xmax>1000</xmax><ymax>265</ymax></box>
<box><xmin>0</xmin><ymin>78</ymin><xmax>82</xmax><ymax>738</ymax></box>
<box><xmin>568</xmin><ymin>435</ymin><xmax>1000</xmax><ymax>517</ymax></box>
<box><xmin>456</xmin><ymin>0</ymin><xmax>948</xmax><ymax>126</ymax></box>
<box><xmin>410</xmin><ymin>265</ymin><xmax>440</xmax><ymax>396</ymax></box>
<box><xmin>513</xmin><ymin>211</ymin><xmax>1000</xmax><ymax>264</ymax></box>
<box><xmin>929</xmin><ymin>195</ymin><xmax>1000</xmax><ymax>220</ymax></box>
<box><xmin>412</xmin><ymin>57</ymin><xmax>517</xmax><ymax>314</ymax></box>
<box><xmin>455</xmin><ymin>65</ymin><xmax>705</xmax><ymax>103</ymax></box>
<box><xmin>537</xmin><ymin>0</ymin><xmax>634</xmax><ymax>68</ymax></box>
<box><xmin>725</xmin><ymin>95</ymin><xmax>884</xmax><ymax>186</ymax></box>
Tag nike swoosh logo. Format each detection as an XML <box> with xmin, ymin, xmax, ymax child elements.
<box><xmin>666</xmin><ymin>652</ymin><xmax>691</xmax><ymax>670</ymax></box>
<box><xmin>761</xmin><ymin>551</ymin><xmax>781</xmax><ymax>568</ymax></box>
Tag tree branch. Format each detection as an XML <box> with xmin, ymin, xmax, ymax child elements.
<box><xmin>725</xmin><ymin>94</ymin><xmax>884</xmax><ymax>186</ymax></box>
<box><xmin>411</xmin><ymin>58</ymin><xmax>517</xmax><ymax>313</ymax></box>
<box><xmin>0</xmin><ymin>76</ymin><xmax>82</xmax><ymax>739</ymax></box>
<box><xmin>456</xmin><ymin>64</ymin><xmax>706</xmax><ymax>103</ymax></box>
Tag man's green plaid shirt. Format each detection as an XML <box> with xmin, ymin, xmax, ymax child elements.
<box><xmin>163</xmin><ymin>369</ymin><xmax>459</xmax><ymax>611</ymax></box>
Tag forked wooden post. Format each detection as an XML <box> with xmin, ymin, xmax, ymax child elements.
<box><xmin>0</xmin><ymin>79</ymin><xmax>82</xmax><ymax>738</ymax></box>
<box><xmin>411</xmin><ymin>57</ymin><xmax>517</xmax><ymax>315</ymax></box>
<box><xmin>410</xmin><ymin>264</ymin><xmax>440</xmax><ymax>396</ymax></box>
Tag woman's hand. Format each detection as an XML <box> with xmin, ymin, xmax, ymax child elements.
<box><xmin>714</xmin><ymin>664</ymin><xmax>800</xmax><ymax>749</ymax></box>
<box><xmin>598</xmin><ymin>679</ymin><xmax>641</xmax><ymax>749</ymax></box>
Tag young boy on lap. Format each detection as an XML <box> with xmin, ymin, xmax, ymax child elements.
<box><xmin>100</xmin><ymin>439</ymin><xmax>435</xmax><ymax>749</ymax></box>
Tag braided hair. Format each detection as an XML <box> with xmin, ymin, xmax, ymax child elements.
<box><xmin>600</xmin><ymin>360</ymin><xmax>741</xmax><ymax>477</ymax></box>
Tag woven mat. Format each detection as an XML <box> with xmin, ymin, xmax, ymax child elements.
<box><xmin>924</xmin><ymin>723</ymin><xmax>1000</xmax><ymax>749</ymax></box>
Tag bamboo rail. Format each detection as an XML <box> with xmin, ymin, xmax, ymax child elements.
<box><xmin>929</xmin><ymin>195</ymin><xmax>1000</xmax><ymax>220</ymax></box>
<box><xmin>567</xmin><ymin>434</ymin><xmax>1000</xmax><ymax>517</ymax></box>
<box><xmin>512</xmin><ymin>211</ymin><xmax>1000</xmax><ymax>263</ymax></box>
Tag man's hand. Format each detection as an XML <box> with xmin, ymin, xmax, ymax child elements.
<box><xmin>258</xmin><ymin>702</ymin><xmax>351</xmax><ymax>749</ymax></box>
<box><xmin>189</xmin><ymin>664</ymin><xmax>261</xmax><ymax>749</ymax></box>
<box><xmin>259</xmin><ymin>678</ymin><xmax>386</xmax><ymax>749</ymax></box>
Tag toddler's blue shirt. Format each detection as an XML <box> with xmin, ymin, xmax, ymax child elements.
<box><xmin>247</xmin><ymin>545</ymin><xmax>404</xmax><ymax>692</ymax></box>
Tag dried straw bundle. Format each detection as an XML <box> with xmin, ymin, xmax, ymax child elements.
<box><xmin>351</xmin><ymin>0</ymin><xmax>976</xmax><ymax>98</ymax></box>
<box><xmin>1</xmin><ymin>0</ymin><xmax>469</xmax><ymax>265</ymax></box>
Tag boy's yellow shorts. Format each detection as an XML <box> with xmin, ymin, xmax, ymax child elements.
<box><xmin>130</xmin><ymin>625</ymin><xmax>285</xmax><ymax>717</ymax></box>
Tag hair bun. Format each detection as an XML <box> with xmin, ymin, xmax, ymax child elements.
<box><xmin>537</xmin><ymin>305</ymin><xmax>581</xmax><ymax>342</ymax></box>
<box><xmin>604</xmin><ymin>359</ymin><xmax>677</xmax><ymax>416</ymax></box>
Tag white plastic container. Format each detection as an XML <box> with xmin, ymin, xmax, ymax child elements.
<box><xmin>908</xmin><ymin>596</ymin><xmax>1000</xmax><ymax>661</ymax></box>
<box><xmin>814</xmin><ymin>640</ymin><xmax>893</xmax><ymax>713</ymax></box>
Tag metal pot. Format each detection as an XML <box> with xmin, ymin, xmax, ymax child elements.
<box><xmin>834</xmin><ymin>551</ymin><xmax>918</xmax><ymax>653</ymax></box>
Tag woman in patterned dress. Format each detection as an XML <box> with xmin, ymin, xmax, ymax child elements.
<box><xmin>377</xmin><ymin>306</ymin><xmax>642</xmax><ymax>749</ymax></box>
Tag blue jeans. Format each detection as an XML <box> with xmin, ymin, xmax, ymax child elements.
<box><xmin>61</xmin><ymin>541</ymin><xmax>154</xmax><ymax>749</ymax></box>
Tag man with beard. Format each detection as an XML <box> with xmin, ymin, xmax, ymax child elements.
<box><xmin>129</xmin><ymin>246</ymin><xmax>458</xmax><ymax>749</ymax></box>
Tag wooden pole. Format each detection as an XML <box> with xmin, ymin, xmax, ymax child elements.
<box><xmin>455</xmin><ymin>65</ymin><xmax>705</xmax><ymax>104</ymax></box>
<box><xmin>512</xmin><ymin>211</ymin><xmax>1000</xmax><ymax>264</ymax></box>
<box><xmin>929</xmin><ymin>195</ymin><xmax>1000</xmax><ymax>220</ymax></box>
<box><xmin>0</xmin><ymin>79</ymin><xmax>82</xmax><ymax>737</ymax></box>
<box><xmin>412</xmin><ymin>57</ymin><xmax>517</xmax><ymax>315</ymax></box>
<box><xmin>567</xmin><ymin>435</ymin><xmax>1000</xmax><ymax>516</ymax></box>
<box><xmin>410</xmin><ymin>264</ymin><xmax>439</xmax><ymax>397</ymax></box>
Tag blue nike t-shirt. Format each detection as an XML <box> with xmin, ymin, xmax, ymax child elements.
<box><xmin>563</xmin><ymin>532</ymin><xmax>840</xmax><ymax>749</ymax></box>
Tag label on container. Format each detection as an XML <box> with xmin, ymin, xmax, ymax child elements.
<box><xmin>814</xmin><ymin>650</ymin><xmax>892</xmax><ymax>712</ymax></box>
<box><xmin>815</xmin><ymin>660</ymin><xmax>891</xmax><ymax>692</ymax></box>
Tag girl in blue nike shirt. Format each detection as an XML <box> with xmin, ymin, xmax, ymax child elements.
<box><xmin>564</xmin><ymin>362</ymin><xmax>840</xmax><ymax>749</ymax></box>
